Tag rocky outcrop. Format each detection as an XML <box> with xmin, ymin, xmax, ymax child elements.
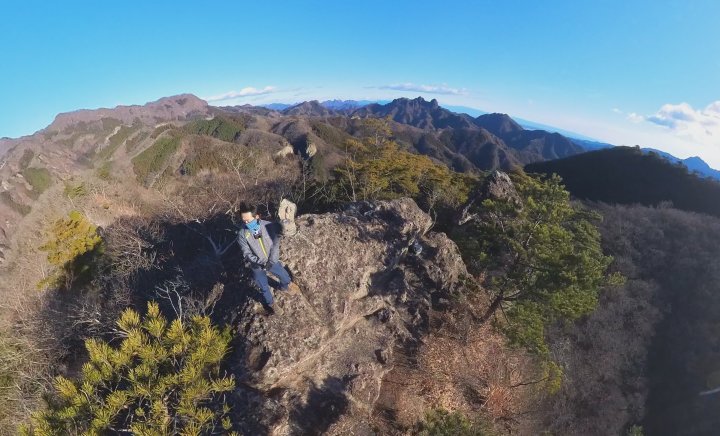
<box><xmin>353</xmin><ymin>97</ymin><xmax>477</xmax><ymax>131</ymax></box>
<box><xmin>458</xmin><ymin>170</ymin><xmax>520</xmax><ymax>225</ymax></box>
<box><xmin>231</xmin><ymin>198</ymin><xmax>469</xmax><ymax>434</ymax></box>
<box><xmin>0</xmin><ymin>226</ymin><xmax>7</xmax><ymax>264</ymax></box>
<box><xmin>478</xmin><ymin>170</ymin><xmax>519</xmax><ymax>202</ymax></box>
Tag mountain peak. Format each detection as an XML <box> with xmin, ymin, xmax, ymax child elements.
<box><xmin>282</xmin><ymin>100</ymin><xmax>335</xmax><ymax>116</ymax></box>
<box><xmin>47</xmin><ymin>94</ymin><xmax>209</xmax><ymax>132</ymax></box>
<box><xmin>392</xmin><ymin>96</ymin><xmax>439</xmax><ymax>107</ymax></box>
<box><xmin>355</xmin><ymin>96</ymin><xmax>475</xmax><ymax>130</ymax></box>
<box><xmin>474</xmin><ymin>113</ymin><xmax>524</xmax><ymax>136</ymax></box>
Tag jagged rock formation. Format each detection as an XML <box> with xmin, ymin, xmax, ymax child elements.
<box><xmin>354</xmin><ymin>97</ymin><xmax>477</xmax><ymax>130</ymax></box>
<box><xmin>458</xmin><ymin>170</ymin><xmax>520</xmax><ymax>225</ymax></box>
<box><xmin>477</xmin><ymin>170</ymin><xmax>520</xmax><ymax>203</ymax></box>
<box><xmin>230</xmin><ymin>198</ymin><xmax>469</xmax><ymax>434</ymax></box>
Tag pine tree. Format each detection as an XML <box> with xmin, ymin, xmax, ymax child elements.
<box><xmin>38</xmin><ymin>210</ymin><xmax>103</xmax><ymax>290</ymax></box>
<box><xmin>455</xmin><ymin>172</ymin><xmax>623</xmax><ymax>357</ymax></box>
<box><xmin>21</xmin><ymin>302</ymin><xmax>236</xmax><ymax>435</ymax></box>
<box><xmin>419</xmin><ymin>409</ymin><xmax>492</xmax><ymax>435</ymax></box>
<box><xmin>332</xmin><ymin>118</ymin><xmax>473</xmax><ymax>208</ymax></box>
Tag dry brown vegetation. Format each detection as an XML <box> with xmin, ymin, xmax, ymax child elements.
<box><xmin>374</xmin><ymin>298</ymin><xmax>541</xmax><ymax>434</ymax></box>
<box><xmin>4</xmin><ymin>97</ymin><xmax>708</xmax><ymax>434</ymax></box>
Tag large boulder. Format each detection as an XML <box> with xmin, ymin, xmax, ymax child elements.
<box><xmin>231</xmin><ymin>198</ymin><xmax>469</xmax><ymax>434</ymax></box>
<box><xmin>478</xmin><ymin>170</ymin><xmax>519</xmax><ymax>203</ymax></box>
<box><xmin>457</xmin><ymin>170</ymin><xmax>520</xmax><ymax>225</ymax></box>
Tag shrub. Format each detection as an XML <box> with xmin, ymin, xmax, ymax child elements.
<box><xmin>0</xmin><ymin>328</ymin><xmax>48</xmax><ymax>432</ymax></box>
<box><xmin>179</xmin><ymin>138</ymin><xmax>258</xmax><ymax>177</ymax></box>
<box><xmin>22</xmin><ymin>167</ymin><xmax>52</xmax><ymax>196</ymax></box>
<box><xmin>38</xmin><ymin>211</ymin><xmax>103</xmax><ymax>290</ymax></box>
<box><xmin>63</xmin><ymin>182</ymin><xmax>87</xmax><ymax>199</ymax></box>
<box><xmin>100</xmin><ymin>117</ymin><xmax>122</xmax><ymax>132</ymax></box>
<box><xmin>184</xmin><ymin>117</ymin><xmax>245</xmax><ymax>143</ymax></box>
<box><xmin>21</xmin><ymin>302</ymin><xmax>236</xmax><ymax>435</ymax></box>
<box><xmin>311</xmin><ymin>121</ymin><xmax>352</xmax><ymax>148</ymax></box>
<box><xmin>627</xmin><ymin>425</ymin><xmax>644</xmax><ymax>436</ymax></box>
<box><xmin>0</xmin><ymin>191</ymin><xmax>31</xmax><ymax>215</ymax></box>
<box><xmin>132</xmin><ymin>134</ymin><xmax>182</xmax><ymax>185</ymax></box>
<box><xmin>125</xmin><ymin>130</ymin><xmax>150</xmax><ymax>153</ymax></box>
<box><xmin>150</xmin><ymin>124</ymin><xmax>174</xmax><ymax>139</ymax></box>
<box><xmin>96</xmin><ymin>125</ymin><xmax>139</xmax><ymax>161</ymax></box>
<box><xmin>19</xmin><ymin>149</ymin><xmax>35</xmax><ymax>169</ymax></box>
<box><xmin>418</xmin><ymin>409</ymin><xmax>492</xmax><ymax>436</ymax></box>
<box><xmin>96</xmin><ymin>161</ymin><xmax>112</xmax><ymax>180</ymax></box>
<box><xmin>329</xmin><ymin>118</ymin><xmax>474</xmax><ymax>212</ymax></box>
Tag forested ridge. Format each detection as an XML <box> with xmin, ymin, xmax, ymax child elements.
<box><xmin>0</xmin><ymin>96</ymin><xmax>718</xmax><ymax>435</ymax></box>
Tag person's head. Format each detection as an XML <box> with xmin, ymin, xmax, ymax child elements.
<box><xmin>239</xmin><ymin>202</ymin><xmax>257</xmax><ymax>224</ymax></box>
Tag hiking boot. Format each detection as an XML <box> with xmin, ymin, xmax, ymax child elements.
<box><xmin>286</xmin><ymin>282</ymin><xmax>301</xmax><ymax>295</ymax></box>
<box><xmin>271</xmin><ymin>304</ymin><xmax>284</xmax><ymax>316</ymax></box>
<box><xmin>259</xmin><ymin>303</ymin><xmax>281</xmax><ymax>316</ymax></box>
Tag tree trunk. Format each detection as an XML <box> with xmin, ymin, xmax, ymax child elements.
<box><xmin>479</xmin><ymin>294</ymin><xmax>504</xmax><ymax>323</ymax></box>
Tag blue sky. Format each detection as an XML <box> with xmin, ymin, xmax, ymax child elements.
<box><xmin>2</xmin><ymin>0</ymin><xmax>719</xmax><ymax>165</ymax></box>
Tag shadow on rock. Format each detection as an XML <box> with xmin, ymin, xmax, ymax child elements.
<box><xmin>289</xmin><ymin>376</ymin><xmax>354</xmax><ymax>436</ymax></box>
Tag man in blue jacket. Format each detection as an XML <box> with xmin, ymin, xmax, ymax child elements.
<box><xmin>237</xmin><ymin>202</ymin><xmax>300</xmax><ymax>315</ymax></box>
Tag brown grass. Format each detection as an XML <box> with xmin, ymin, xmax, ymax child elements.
<box><xmin>373</xmin><ymin>298</ymin><xmax>542</xmax><ymax>434</ymax></box>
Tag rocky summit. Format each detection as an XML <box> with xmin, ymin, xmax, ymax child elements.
<box><xmin>229</xmin><ymin>198</ymin><xmax>468</xmax><ymax>434</ymax></box>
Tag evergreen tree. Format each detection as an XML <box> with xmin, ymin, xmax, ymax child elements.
<box><xmin>38</xmin><ymin>210</ymin><xmax>103</xmax><ymax>290</ymax></box>
<box><xmin>455</xmin><ymin>172</ymin><xmax>622</xmax><ymax>357</ymax></box>
<box><xmin>21</xmin><ymin>302</ymin><xmax>236</xmax><ymax>435</ymax></box>
<box><xmin>332</xmin><ymin>118</ymin><xmax>474</xmax><ymax>209</ymax></box>
<box><xmin>419</xmin><ymin>409</ymin><xmax>492</xmax><ymax>436</ymax></box>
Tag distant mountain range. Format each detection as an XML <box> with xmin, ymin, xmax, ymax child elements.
<box><xmin>642</xmin><ymin>148</ymin><xmax>720</xmax><ymax>180</ymax></box>
<box><xmin>352</xmin><ymin>97</ymin><xmax>584</xmax><ymax>170</ymax></box>
<box><xmin>6</xmin><ymin>94</ymin><xmax>718</xmax><ymax>181</ymax></box>
<box><xmin>263</xmin><ymin>100</ymin><xmax>384</xmax><ymax>112</ymax></box>
<box><xmin>526</xmin><ymin>146</ymin><xmax>720</xmax><ymax>217</ymax></box>
<box><xmin>258</xmin><ymin>98</ymin><xmax>720</xmax><ymax>181</ymax></box>
<box><xmin>228</xmin><ymin>96</ymin><xmax>586</xmax><ymax>172</ymax></box>
<box><xmin>2</xmin><ymin>93</ymin><xmax>720</xmax><ymax>264</ymax></box>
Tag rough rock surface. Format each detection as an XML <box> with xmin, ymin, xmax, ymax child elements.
<box><xmin>231</xmin><ymin>198</ymin><xmax>469</xmax><ymax>435</ymax></box>
<box><xmin>478</xmin><ymin>170</ymin><xmax>519</xmax><ymax>203</ymax></box>
<box><xmin>458</xmin><ymin>170</ymin><xmax>520</xmax><ymax>225</ymax></box>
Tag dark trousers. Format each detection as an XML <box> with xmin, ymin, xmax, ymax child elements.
<box><xmin>252</xmin><ymin>262</ymin><xmax>291</xmax><ymax>306</ymax></box>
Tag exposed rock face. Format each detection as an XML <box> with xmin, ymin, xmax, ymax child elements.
<box><xmin>305</xmin><ymin>141</ymin><xmax>317</xmax><ymax>158</ymax></box>
<box><xmin>479</xmin><ymin>170</ymin><xmax>519</xmax><ymax>202</ymax></box>
<box><xmin>458</xmin><ymin>170</ymin><xmax>520</xmax><ymax>225</ymax></box>
<box><xmin>232</xmin><ymin>198</ymin><xmax>468</xmax><ymax>434</ymax></box>
<box><xmin>354</xmin><ymin>97</ymin><xmax>477</xmax><ymax>131</ymax></box>
<box><xmin>0</xmin><ymin>226</ymin><xmax>7</xmax><ymax>263</ymax></box>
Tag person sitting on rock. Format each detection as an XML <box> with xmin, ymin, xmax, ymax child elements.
<box><xmin>237</xmin><ymin>202</ymin><xmax>300</xmax><ymax>315</ymax></box>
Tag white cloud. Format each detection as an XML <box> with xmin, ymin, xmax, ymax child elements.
<box><xmin>375</xmin><ymin>83</ymin><xmax>468</xmax><ymax>95</ymax></box>
<box><xmin>706</xmin><ymin>101</ymin><xmax>720</xmax><ymax>115</ymax></box>
<box><xmin>641</xmin><ymin>101</ymin><xmax>720</xmax><ymax>139</ymax></box>
<box><xmin>627</xmin><ymin>112</ymin><xmax>644</xmax><ymax>123</ymax></box>
<box><xmin>203</xmin><ymin>86</ymin><xmax>277</xmax><ymax>102</ymax></box>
